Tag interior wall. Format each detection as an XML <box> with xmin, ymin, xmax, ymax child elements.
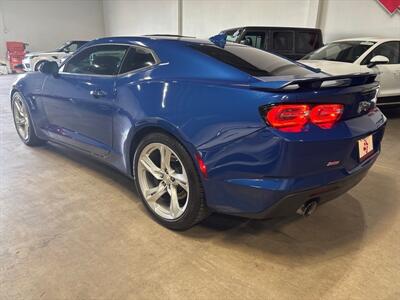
<box><xmin>182</xmin><ymin>0</ymin><xmax>315</xmax><ymax>38</ymax></box>
<box><xmin>0</xmin><ymin>0</ymin><xmax>104</xmax><ymax>60</ymax></box>
<box><xmin>102</xmin><ymin>0</ymin><xmax>178</xmax><ymax>36</ymax></box>
<box><xmin>319</xmin><ymin>0</ymin><xmax>400</xmax><ymax>42</ymax></box>
<box><xmin>1</xmin><ymin>0</ymin><xmax>399</xmax><ymax>62</ymax></box>
<box><xmin>103</xmin><ymin>0</ymin><xmax>400</xmax><ymax>42</ymax></box>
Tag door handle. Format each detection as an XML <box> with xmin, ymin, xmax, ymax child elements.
<box><xmin>90</xmin><ymin>89</ymin><xmax>107</xmax><ymax>98</ymax></box>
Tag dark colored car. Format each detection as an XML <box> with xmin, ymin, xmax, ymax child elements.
<box><xmin>11</xmin><ymin>36</ymin><xmax>385</xmax><ymax>230</ymax></box>
<box><xmin>220</xmin><ymin>26</ymin><xmax>323</xmax><ymax>60</ymax></box>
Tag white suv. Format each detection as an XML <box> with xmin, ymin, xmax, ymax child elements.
<box><xmin>22</xmin><ymin>40</ymin><xmax>87</xmax><ymax>72</ymax></box>
<box><xmin>299</xmin><ymin>38</ymin><xmax>400</xmax><ymax>106</ymax></box>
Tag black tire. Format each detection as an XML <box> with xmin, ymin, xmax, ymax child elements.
<box><xmin>34</xmin><ymin>60</ymin><xmax>47</xmax><ymax>71</ymax></box>
<box><xmin>134</xmin><ymin>132</ymin><xmax>208</xmax><ymax>230</ymax></box>
<box><xmin>11</xmin><ymin>92</ymin><xmax>46</xmax><ymax>146</ymax></box>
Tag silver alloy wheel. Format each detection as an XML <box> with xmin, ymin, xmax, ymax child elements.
<box><xmin>12</xmin><ymin>94</ymin><xmax>30</xmax><ymax>141</ymax></box>
<box><xmin>137</xmin><ymin>143</ymin><xmax>189</xmax><ymax>220</ymax></box>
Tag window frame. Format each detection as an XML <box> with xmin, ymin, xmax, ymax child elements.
<box><xmin>118</xmin><ymin>45</ymin><xmax>160</xmax><ymax>76</ymax></box>
<box><xmin>59</xmin><ymin>43</ymin><xmax>160</xmax><ymax>77</ymax></box>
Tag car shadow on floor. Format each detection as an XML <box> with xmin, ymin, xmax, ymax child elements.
<box><xmin>40</xmin><ymin>137</ymin><xmax>397</xmax><ymax>262</ymax></box>
<box><xmin>44</xmin><ymin>142</ymin><xmax>138</xmax><ymax>196</ymax></box>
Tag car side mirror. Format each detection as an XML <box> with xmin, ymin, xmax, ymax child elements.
<box><xmin>368</xmin><ymin>55</ymin><xmax>389</xmax><ymax>68</ymax></box>
<box><xmin>39</xmin><ymin>61</ymin><xmax>59</xmax><ymax>76</ymax></box>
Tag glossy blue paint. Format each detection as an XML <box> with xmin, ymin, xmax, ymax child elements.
<box><xmin>12</xmin><ymin>36</ymin><xmax>387</xmax><ymax>217</ymax></box>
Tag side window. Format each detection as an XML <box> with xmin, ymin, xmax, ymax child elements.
<box><xmin>362</xmin><ymin>42</ymin><xmax>400</xmax><ymax>65</ymax></box>
<box><xmin>272</xmin><ymin>31</ymin><xmax>294</xmax><ymax>52</ymax></box>
<box><xmin>119</xmin><ymin>46</ymin><xmax>156</xmax><ymax>74</ymax></box>
<box><xmin>295</xmin><ymin>32</ymin><xmax>319</xmax><ymax>54</ymax></box>
<box><xmin>241</xmin><ymin>31</ymin><xmax>266</xmax><ymax>49</ymax></box>
<box><xmin>225</xmin><ymin>29</ymin><xmax>242</xmax><ymax>42</ymax></box>
<box><xmin>64</xmin><ymin>45</ymin><xmax>128</xmax><ymax>75</ymax></box>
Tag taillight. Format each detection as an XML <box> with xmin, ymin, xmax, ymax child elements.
<box><xmin>264</xmin><ymin>104</ymin><xmax>343</xmax><ymax>132</ymax></box>
<box><xmin>266</xmin><ymin>105</ymin><xmax>310</xmax><ymax>132</ymax></box>
<box><xmin>310</xmin><ymin>104</ymin><xmax>343</xmax><ymax>129</ymax></box>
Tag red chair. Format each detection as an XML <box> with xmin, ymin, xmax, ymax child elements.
<box><xmin>6</xmin><ymin>41</ymin><xmax>27</xmax><ymax>73</ymax></box>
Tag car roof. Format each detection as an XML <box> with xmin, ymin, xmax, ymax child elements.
<box><xmin>331</xmin><ymin>37</ymin><xmax>400</xmax><ymax>43</ymax></box>
<box><xmin>222</xmin><ymin>26</ymin><xmax>321</xmax><ymax>32</ymax></box>
<box><xmin>86</xmin><ymin>35</ymin><xmax>216</xmax><ymax>48</ymax></box>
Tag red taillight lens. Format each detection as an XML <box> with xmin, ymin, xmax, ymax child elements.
<box><xmin>310</xmin><ymin>104</ymin><xmax>343</xmax><ymax>129</ymax></box>
<box><xmin>266</xmin><ymin>104</ymin><xmax>310</xmax><ymax>132</ymax></box>
<box><xmin>265</xmin><ymin>104</ymin><xmax>344</xmax><ymax>132</ymax></box>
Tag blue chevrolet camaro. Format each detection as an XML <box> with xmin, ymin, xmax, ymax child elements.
<box><xmin>11</xmin><ymin>35</ymin><xmax>386</xmax><ymax>230</ymax></box>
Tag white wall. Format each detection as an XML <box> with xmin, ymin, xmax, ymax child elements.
<box><xmin>0</xmin><ymin>0</ymin><xmax>104</xmax><ymax>60</ymax></box>
<box><xmin>182</xmin><ymin>0</ymin><xmax>317</xmax><ymax>38</ymax></box>
<box><xmin>102</xmin><ymin>0</ymin><xmax>400</xmax><ymax>42</ymax></box>
<box><xmin>1</xmin><ymin>0</ymin><xmax>399</xmax><ymax>62</ymax></box>
<box><xmin>103</xmin><ymin>0</ymin><xmax>178</xmax><ymax>36</ymax></box>
<box><xmin>320</xmin><ymin>0</ymin><xmax>400</xmax><ymax>42</ymax></box>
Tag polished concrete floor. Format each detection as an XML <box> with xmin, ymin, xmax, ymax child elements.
<box><xmin>0</xmin><ymin>74</ymin><xmax>399</xmax><ymax>300</ymax></box>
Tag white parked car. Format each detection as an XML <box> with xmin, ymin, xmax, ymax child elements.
<box><xmin>299</xmin><ymin>38</ymin><xmax>400</xmax><ymax>106</ymax></box>
<box><xmin>22</xmin><ymin>40</ymin><xmax>87</xmax><ymax>72</ymax></box>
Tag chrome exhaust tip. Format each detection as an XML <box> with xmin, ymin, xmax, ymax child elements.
<box><xmin>296</xmin><ymin>200</ymin><xmax>318</xmax><ymax>216</ymax></box>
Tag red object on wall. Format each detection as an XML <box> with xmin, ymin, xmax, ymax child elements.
<box><xmin>377</xmin><ymin>0</ymin><xmax>400</xmax><ymax>14</ymax></box>
<box><xmin>6</xmin><ymin>41</ymin><xmax>27</xmax><ymax>73</ymax></box>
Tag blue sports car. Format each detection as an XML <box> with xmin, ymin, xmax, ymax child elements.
<box><xmin>11</xmin><ymin>35</ymin><xmax>386</xmax><ymax>230</ymax></box>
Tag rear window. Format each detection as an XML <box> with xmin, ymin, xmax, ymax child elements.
<box><xmin>190</xmin><ymin>43</ymin><xmax>313</xmax><ymax>77</ymax></box>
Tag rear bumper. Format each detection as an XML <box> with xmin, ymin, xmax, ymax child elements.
<box><xmin>201</xmin><ymin>108</ymin><xmax>386</xmax><ymax>218</ymax></box>
<box><xmin>204</xmin><ymin>151</ymin><xmax>378</xmax><ymax>218</ymax></box>
<box><xmin>238</xmin><ymin>154</ymin><xmax>375</xmax><ymax>219</ymax></box>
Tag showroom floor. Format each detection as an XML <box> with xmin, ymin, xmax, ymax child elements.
<box><xmin>0</xmin><ymin>74</ymin><xmax>399</xmax><ymax>300</ymax></box>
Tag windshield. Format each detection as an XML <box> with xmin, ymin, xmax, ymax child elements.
<box><xmin>191</xmin><ymin>43</ymin><xmax>313</xmax><ymax>77</ymax></box>
<box><xmin>303</xmin><ymin>41</ymin><xmax>376</xmax><ymax>63</ymax></box>
<box><xmin>55</xmin><ymin>42</ymin><xmax>70</xmax><ymax>52</ymax></box>
<box><xmin>55</xmin><ymin>41</ymin><xmax>86</xmax><ymax>53</ymax></box>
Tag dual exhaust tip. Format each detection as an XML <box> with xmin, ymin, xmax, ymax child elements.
<box><xmin>296</xmin><ymin>200</ymin><xmax>319</xmax><ymax>216</ymax></box>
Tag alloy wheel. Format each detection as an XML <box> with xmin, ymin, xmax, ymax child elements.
<box><xmin>137</xmin><ymin>143</ymin><xmax>189</xmax><ymax>220</ymax></box>
<box><xmin>12</xmin><ymin>94</ymin><xmax>30</xmax><ymax>141</ymax></box>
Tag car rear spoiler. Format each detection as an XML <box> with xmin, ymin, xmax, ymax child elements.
<box><xmin>250</xmin><ymin>73</ymin><xmax>377</xmax><ymax>92</ymax></box>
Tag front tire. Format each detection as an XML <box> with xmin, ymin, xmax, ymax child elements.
<box><xmin>134</xmin><ymin>132</ymin><xmax>208</xmax><ymax>230</ymax></box>
<box><xmin>11</xmin><ymin>92</ymin><xmax>46</xmax><ymax>146</ymax></box>
<box><xmin>34</xmin><ymin>60</ymin><xmax>47</xmax><ymax>71</ymax></box>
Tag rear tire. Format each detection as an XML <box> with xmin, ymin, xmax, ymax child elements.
<box><xmin>11</xmin><ymin>92</ymin><xmax>46</xmax><ymax>146</ymax></box>
<box><xmin>134</xmin><ymin>132</ymin><xmax>208</xmax><ymax>230</ymax></box>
